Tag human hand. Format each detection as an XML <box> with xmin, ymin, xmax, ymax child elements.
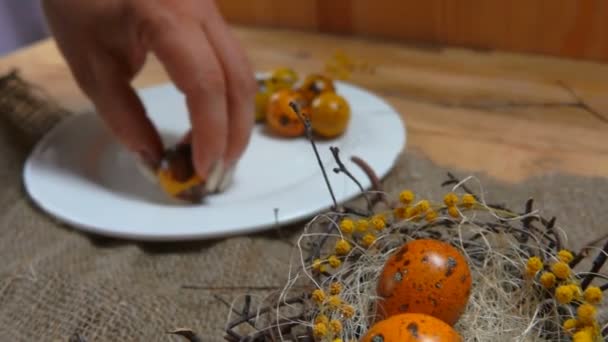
<box><xmin>42</xmin><ymin>0</ymin><xmax>256</xmax><ymax>191</ymax></box>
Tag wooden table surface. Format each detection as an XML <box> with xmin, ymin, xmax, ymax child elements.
<box><xmin>2</xmin><ymin>26</ymin><xmax>608</xmax><ymax>183</ymax></box>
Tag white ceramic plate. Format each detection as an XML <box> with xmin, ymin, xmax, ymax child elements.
<box><xmin>23</xmin><ymin>80</ymin><xmax>406</xmax><ymax>241</ymax></box>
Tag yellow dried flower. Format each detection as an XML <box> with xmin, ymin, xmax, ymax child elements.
<box><xmin>526</xmin><ymin>256</ymin><xmax>543</xmax><ymax>276</ymax></box>
<box><xmin>313</xmin><ymin>322</ymin><xmax>328</xmax><ymax>337</ymax></box>
<box><xmin>319</xmin><ymin>265</ymin><xmax>327</xmax><ymax>273</ymax></box>
<box><xmin>557</xmin><ymin>249</ymin><xmax>574</xmax><ymax>263</ymax></box>
<box><xmin>315</xmin><ymin>314</ymin><xmax>329</xmax><ymax>325</ymax></box>
<box><xmin>332</xmin><ymin>339</ymin><xmax>344</xmax><ymax>342</ymax></box>
<box><xmin>572</xmin><ymin>328</ymin><xmax>594</xmax><ymax>342</ymax></box>
<box><xmin>568</xmin><ymin>284</ymin><xmax>582</xmax><ymax>301</ymax></box>
<box><xmin>551</xmin><ymin>261</ymin><xmax>571</xmax><ymax>280</ymax></box>
<box><xmin>312</xmin><ymin>289</ymin><xmax>326</xmax><ymax>304</ymax></box>
<box><xmin>329</xmin><ymin>319</ymin><xmax>343</xmax><ymax>333</ymax></box>
<box><xmin>356</xmin><ymin>219</ymin><xmax>369</xmax><ymax>232</ymax></box>
<box><xmin>328</xmin><ymin>255</ymin><xmax>342</xmax><ymax>268</ymax></box>
<box><xmin>444</xmin><ymin>192</ymin><xmax>459</xmax><ymax>207</ymax></box>
<box><xmin>447</xmin><ymin>206</ymin><xmax>460</xmax><ymax>219</ymax></box>
<box><xmin>562</xmin><ymin>318</ymin><xmax>578</xmax><ymax>333</ymax></box>
<box><xmin>371</xmin><ymin>215</ymin><xmax>386</xmax><ymax>230</ymax></box>
<box><xmin>341</xmin><ymin>304</ymin><xmax>355</xmax><ymax>318</ymax></box>
<box><xmin>393</xmin><ymin>206</ymin><xmax>407</xmax><ymax>220</ymax></box>
<box><xmin>555</xmin><ymin>285</ymin><xmax>574</xmax><ymax>304</ymax></box>
<box><xmin>576</xmin><ymin>303</ymin><xmax>597</xmax><ymax>326</ymax></box>
<box><xmin>583</xmin><ymin>286</ymin><xmax>603</xmax><ymax>305</ymax></box>
<box><xmin>461</xmin><ymin>193</ymin><xmax>476</xmax><ymax>208</ymax></box>
<box><xmin>539</xmin><ymin>272</ymin><xmax>556</xmax><ymax>289</ymax></box>
<box><xmin>399</xmin><ymin>190</ymin><xmax>415</xmax><ymax>205</ymax></box>
<box><xmin>335</xmin><ymin>239</ymin><xmax>351</xmax><ymax>256</ymax></box>
<box><xmin>339</xmin><ymin>218</ymin><xmax>354</xmax><ymax>234</ymax></box>
<box><xmin>330</xmin><ymin>282</ymin><xmax>342</xmax><ymax>295</ymax></box>
<box><xmin>327</xmin><ymin>295</ymin><xmax>342</xmax><ymax>309</ymax></box>
<box><xmin>361</xmin><ymin>233</ymin><xmax>376</xmax><ymax>248</ymax></box>
<box><xmin>405</xmin><ymin>206</ymin><xmax>419</xmax><ymax>219</ymax></box>
<box><xmin>425</xmin><ymin>210</ymin><xmax>438</xmax><ymax>222</ymax></box>
<box><xmin>312</xmin><ymin>259</ymin><xmax>323</xmax><ymax>271</ymax></box>
<box><xmin>416</xmin><ymin>200</ymin><xmax>430</xmax><ymax>213</ymax></box>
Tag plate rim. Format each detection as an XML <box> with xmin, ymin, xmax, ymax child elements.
<box><xmin>22</xmin><ymin>80</ymin><xmax>407</xmax><ymax>241</ymax></box>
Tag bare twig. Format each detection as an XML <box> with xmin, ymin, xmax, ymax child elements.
<box><xmin>575</xmin><ymin>273</ymin><xmax>608</xmax><ymax>282</ymax></box>
<box><xmin>329</xmin><ymin>146</ymin><xmax>372</xmax><ymax>214</ymax></box>
<box><xmin>520</xmin><ymin>198</ymin><xmax>534</xmax><ymax>243</ymax></box>
<box><xmin>242</xmin><ymin>295</ymin><xmax>252</xmax><ymax>318</ymax></box>
<box><xmin>167</xmin><ymin>329</ymin><xmax>203</xmax><ymax>342</ymax></box>
<box><xmin>542</xmin><ymin>217</ymin><xmax>561</xmax><ymax>251</ymax></box>
<box><xmin>342</xmin><ymin>205</ymin><xmax>371</xmax><ymax>217</ymax></box>
<box><xmin>289</xmin><ymin>101</ymin><xmax>337</xmax><ymax>209</ymax></box>
<box><xmin>245</xmin><ymin>315</ymin><xmax>307</xmax><ymax>341</ymax></box>
<box><xmin>442</xmin><ymin>172</ymin><xmax>478</xmax><ymax>199</ymax></box>
<box><xmin>214</xmin><ymin>294</ymin><xmax>258</xmax><ymax>331</ymax></box>
<box><xmin>580</xmin><ymin>239</ymin><xmax>608</xmax><ymax>289</ymax></box>
<box><xmin>570</xmin><ymin>233</ymin><xmax>608</xmax><ymax>268</ymax></box>
<box><xmin>569</xmin><ymin>252</ymin><xmax>588</xmax><ymax>269</ymax></box>
<box><xmin>351</xmin><ymin>156</ymin><xmax>386</xmax><ymax>205</ymax></box>
<box><xmin>225</xmin><ymin>296</ymin><xmax>306</xmax><ymax>335</ymax></box>
<box><xmin>582</xmin><ymin>232</ymin><xmax>608</xmax><ymax>249</ymax></box>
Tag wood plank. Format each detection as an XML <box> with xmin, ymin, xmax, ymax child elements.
<box><xmin>216</xmin><ymin>0</ymin><xmax>318</xmax><ymax>29</ymax></box>
<box><xmin>317</xmin><ymin>0</ymin><xmax>352</xmax><ymax>34</ymax></box>
<box><xmin>216</xmin><ymin>0</ymin><xmax>608</xmax><ymax>62</ymax></box>
<box><xmin>1</xmin><ymin>26</ymin><xmax>607</xmax><ymax>182</ymax></box>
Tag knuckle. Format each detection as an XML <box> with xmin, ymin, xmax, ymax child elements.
<box><xmin>139</xmin><ymin>14</ymin><xmax>176</xmax><ymax>46</ymax></box>
<box><xmin>195</xmin><ymin>72</ymin><xmax>227</xmax><ymax>98</ymax></box>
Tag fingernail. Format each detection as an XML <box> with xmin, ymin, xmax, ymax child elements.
<box><xmin>205</xmin><ymin>161</ymin><xmax>224</xmax><ymax>193</ymax></box>
<box><xmin>218</xmin><ymin>164</ymin><xmax>236</xmax><ymax>192</ymax></box>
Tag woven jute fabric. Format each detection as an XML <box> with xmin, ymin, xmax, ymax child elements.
<box><xmin>0</xmin><ymin>71</ymin><xmax>606</xmax><ymax>341</ymax></box>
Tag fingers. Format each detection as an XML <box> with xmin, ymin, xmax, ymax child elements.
<box><xmin>42</xmin><ymin>1</ymin><xmax>163</xmax><ymax>168</ymax></box>
<box><xmin>202</xmin><ymin>2</ymin><xmax>257</xmax><ymax>166</ymax></box>
<box><xmin>86</xmin><ymin>52</ymin><xmax>164</xmax><ymax>169</ymax></box>
<box><xmin>140</xmin><ymin>15</ymin><xmax>229</xmax><ymax>181</ymax></box>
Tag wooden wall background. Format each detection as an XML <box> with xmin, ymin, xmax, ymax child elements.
<box><xmin>217</xmin><ymin>0</ymin><xmax>608</xmax><ymax>62</ymax></box>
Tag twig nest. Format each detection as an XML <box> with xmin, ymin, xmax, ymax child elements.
<box><xmin>376</xmin><ymin>239</ymin><xmax>472</xmax><ymax>326</ymax></box>
<box><xmin>360</xmin><ymin>313</ymin><xmax>462</xmax><ymax>342</ymax></box>
<box><xmin>157</xmin><ymin>143</ymin><xmax>205</xmax><ymax>202</ymax></box>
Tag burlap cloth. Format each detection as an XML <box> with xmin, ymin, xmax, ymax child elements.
<box><xmin>0</xmin><ymin>71</ymin><xmax>606</xmax><ymax>341</ymax></box>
